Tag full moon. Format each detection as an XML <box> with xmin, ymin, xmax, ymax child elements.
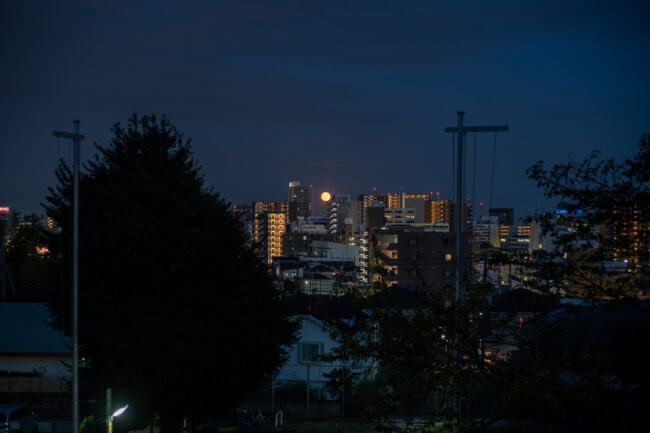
<box><xmin>321</xmin><ymin>191</ymin><xmax>331</xmax><ymax>202</ymax></box>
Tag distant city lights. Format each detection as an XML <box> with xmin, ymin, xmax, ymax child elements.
<box><xmin>555</xmin><ymin>209</ymin><xmax>584</xmax><ymax>214</ymax></box>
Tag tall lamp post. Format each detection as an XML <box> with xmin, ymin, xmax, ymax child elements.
<box><xmin>52</xmin><ymin>122</ymin><xmax>84</xmax><ymax>432</ymax></box>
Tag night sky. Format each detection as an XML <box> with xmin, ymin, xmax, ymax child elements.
<box><xmin>2</xmin><ymin>0</ymin><xmax>649</xmax><ymax>221</ymax></box>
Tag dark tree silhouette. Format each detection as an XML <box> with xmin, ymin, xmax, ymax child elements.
<box><xmin>44</xmin><ymin>114</ymin><xmax>297</xmax><ymax>433</ymax></box>
<box><xmin>0</xmin><ymin>212</ymin><xmax>54</xmax><ymax>294</ymax></box>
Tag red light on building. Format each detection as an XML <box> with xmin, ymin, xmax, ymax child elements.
<box><xmin>0</xmin><ymin>207</ymin><xmax>9</xmax><ymax>215</ymax></box>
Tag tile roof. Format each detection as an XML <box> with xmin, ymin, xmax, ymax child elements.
<box><xmin>0</xmin><ymin>303</ymin><xmax>71</xmax><ymax>355</ymax></box>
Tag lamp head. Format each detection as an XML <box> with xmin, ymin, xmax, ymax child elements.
<box><xmin>112</xmin><ymin>404</ymin><xmax>128</xmax><ymax>418</ymax></box>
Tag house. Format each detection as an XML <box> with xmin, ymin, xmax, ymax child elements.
<box><xmin>0</xmin><ymin>302</ymin><xmax>71</xmax><ymax>403</ymax></box>
<box><xmin>275</xmin><ymin>315</ymin><xmax>370</xmax><ymax>399</ymax></box>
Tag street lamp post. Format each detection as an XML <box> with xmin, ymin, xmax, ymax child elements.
<box><xmin>107</xmin><ymin>404</ymin><xmax>128</xmax><ymax>433</ymax></box>
<box><xmin>52</xmin><ymin>122</ymin><xmax>84</xmax><ymax>433</ymax></box>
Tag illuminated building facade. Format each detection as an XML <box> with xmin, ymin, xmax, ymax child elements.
<box><xmin>611</xmin><ymin>205</ymin><xmax>650</xmax><ymax>266</ymax></box>
<box><xmin>253</xmin><ymin>201</ymin><xmax>292</xmax><ymax>264</ymax></box>
<box><xmin>384</xmin><ymin>193</ymin><xmax>400</xmax><ymax>209</ymax></box>
<box><xmin>266</xmin><ymin>212</ymin><xmax>287</xmax><ymax>264</ymax></box>
<box><xmin>359</xmin><ymin>193</ymin><xmax>381</xmax><ymax>209</ymax></box>
<box><xmin>506</xmin><ymin>225</ymin><xmax>531</xmax><ymax>251</ymax></box>
<box><xmin>400</xmin><ymin>193</ymin><xmax>430</xmax><ymax>207</ymax></box>
<box><xmin>427</xmin><ymin>198</ymin><xmax>472</xmax><ymax>232</ymax></box>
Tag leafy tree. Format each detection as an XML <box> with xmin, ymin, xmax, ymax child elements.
<box><xmin>44</xmin><ymin>114</ymin><xmax>297</xmax><ymax>433</ymax></box>
<box><xmin>323</xmin><ymin>367</ymin><xmax>360</xmax><ymax>414</ymax></box>
<box><xmin>329</xmin><ymin>285</ymin><xmax>495</xmax><ymax>432</ymax></box>
<box><xmin>527</xmin><ymin>133</ymin><xmax>650</xmax><ymax>298</ymax></box>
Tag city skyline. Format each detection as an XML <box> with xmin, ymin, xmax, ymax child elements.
<box><xmin>2</xmin><ymin>1</ymin><xmax>649</xmax><ymax>221</ymax></box>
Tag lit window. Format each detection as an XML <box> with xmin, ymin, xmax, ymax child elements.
<box><xmin>445</xmin><ymin>253</ymin><xmax>452</xmax><ymax>262</ymax></box>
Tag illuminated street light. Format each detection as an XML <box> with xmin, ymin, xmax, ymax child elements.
<box><xmin>108</xmin><ymin>404</ymin><xmax>128</xmax><ymax>433</ymax></box>
<box><xmin>112</xmin><ymin>405</ymin><xmax>128</xmax><ymax>418</ymax></box>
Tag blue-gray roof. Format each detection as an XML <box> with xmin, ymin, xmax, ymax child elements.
<box><xmin>0</xmin><ymin>303</ymin><xmax>71</xmax><ymax>354</ymax></box>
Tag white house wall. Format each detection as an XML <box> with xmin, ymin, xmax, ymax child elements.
<box><xmin>276</xmin><ymin>316</ymin><xmax>343</xmax><ymax>387</ymax></box>
<box><xmin>0</xmin><ymin>354</ymin><xmax>72</xmax><ymax>377</ymax></box>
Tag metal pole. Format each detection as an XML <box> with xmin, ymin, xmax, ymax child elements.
<box><xmin>454</xmin><ymin>112</ymin><xmax>465</xmax><ymax>433</ymax></box>
<box><xmin>455</xmin><ymin>111</ymin><xmax>464</xmax><ymax>304</ymax></box>
<box><xmin>73</xmin><ymin>120</ymin><xmax>80</xmax><ymax>433</ymax></box>
<box><xmin>306</xmin><ymin>365</ymin><xmax>310</xmax><ymax>417</ymax></box>
<box><xmin>106</xmin><ymin>388</ymin><xmax>112</xmax><ymax>433</ymax></box>
<box><xmin>341</xmin><ymin>369</ymin><xmax>346</xmax><ymax>418</ymax></box>
<box><xmin>1</xmin><ymin>223</ymin><xmax>5</xmax><ymax>299</ymax></box>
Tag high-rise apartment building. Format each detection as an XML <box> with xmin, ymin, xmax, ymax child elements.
<box><xmin>327</xmin><ymin>194</ymin><xmax>361</xmax><ymax>235</ymax></box>
<box><xmin>427</xmin><ymin>198</ymin><xmax>472</xmax><ymax>232</ymax></box>
<box><xmin>359</xmin><ymin>193</ymin><xmax>384</xmax><ymax>228</ymax></box>
<box><xmin>384</xmin><ymin>193</ymin><xmax>400</xmax><ymax>209</ymax></box>
<box><xmin>611</xmin><ymin>205</ymin><xmax>650</xmax><ymax>266</ymax></box>
<box><xmin>288</xmin><ymin>181</ymin><xmax>312</xmax><ymax>221</ymax></box>
<box><xmin>266</xmin><ymin>212</ymin><xmax>287</xmax><ymax>264</ymax></box>
<box><xmin>359</xmin><ymin>193</ymin><xmax>381</xmax><ymax>209</ymax></box>
<box><xmin>400</xmin><ymin>193</ymin><xmax>430</xmax><ymax>208</ymax></box>
<box><xmin>253</xmin><ymin>201</ymin><xmax>292</xmax><ymax>264</ymax></box>
<box><xmin>371</xmin><ymin>225</ymin><xmax>456</xmax><ymax>291</ymax></box>
<box><xmin>253</xmin><ymin>201</ymin><xmax>291</xmax><ymax>242</ymax></box>
<box><xmin>359</xmin><ymin>192</ymin><xmax>432</xmax><ymax>225</ymax></box>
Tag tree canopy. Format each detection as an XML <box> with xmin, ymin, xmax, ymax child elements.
<box><xmin>44</xmin><ymin>114</ymin><xmax>296</xmax><ymax>432</ymax></box>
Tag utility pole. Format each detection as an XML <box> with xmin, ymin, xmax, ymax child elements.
<box><xmin>53</xmin><ymin>122</ymin><xmax>85</xmax><ymax>433</ymax></box>
<box><xmin>444</xmin><ymin>112</ymin><xmax>508</xmax><ymax>304</ymax></box>
<box><xmin>444</xmin><ymin>112</ymin><xmax>508</xmax><ymax>432</ymax></box>
<box><xmin>0</xmin><ymin>206</ymin><xmax>9</xmax><ymax>299</ymax></box>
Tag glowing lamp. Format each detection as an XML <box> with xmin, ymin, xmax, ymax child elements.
<box><xmin>112</xmin><ymin>404</ymin><xmax>128</xmax><ymax>418</ymax></box>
